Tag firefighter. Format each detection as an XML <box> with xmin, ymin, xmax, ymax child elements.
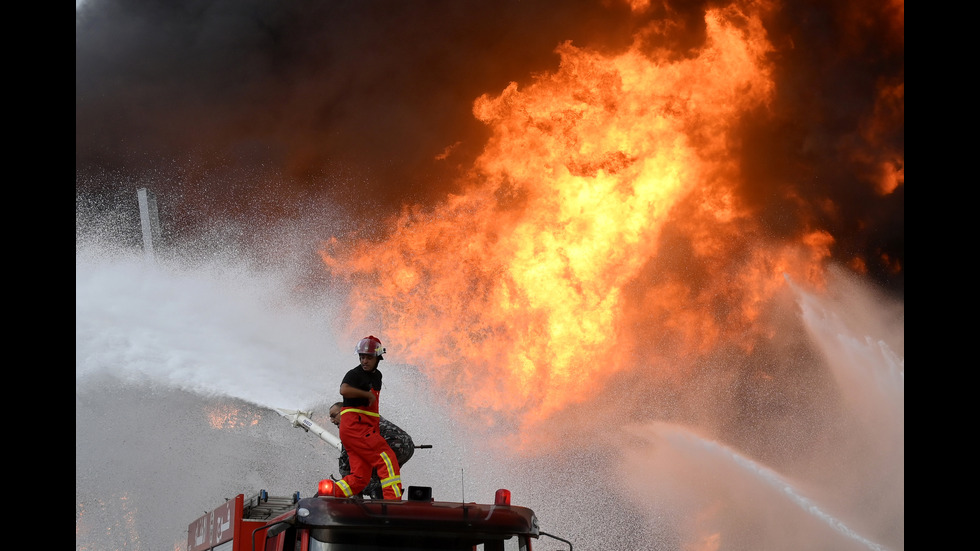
<box><xmin>330</xmin><ymin>336</ymin><xmax>403</xmax><ymax>499</ymax></box>
<box><xmin>329</xmin><ymin>401</ymin><xmax>415</xmax><ymax>498</ymax></box>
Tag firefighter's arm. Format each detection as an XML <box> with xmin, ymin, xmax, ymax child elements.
<box><xmin>340</xmin><ymin>382</ymin><xmax>376</xmax><ymax>404</ymax></box>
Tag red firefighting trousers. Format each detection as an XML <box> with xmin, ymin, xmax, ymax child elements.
<box><xmin>334</xmin><ymin>410</ymin><xmax>403</xmax><ymax>499</ymax></box>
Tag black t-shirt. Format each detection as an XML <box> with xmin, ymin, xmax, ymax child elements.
<box><xmin>341</xmin><ymin>365</ymin><xmax>383</xmax><ymax>408</ymax></box>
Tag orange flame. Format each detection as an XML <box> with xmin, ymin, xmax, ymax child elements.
<box><xmin>205</xmin><ymin>404</ymin><xmax>260</xmax><ymax>429</ymax></box>
<box><xmin>321</xmin><ymin>4</ymin><xmax>834</xmax><ymax>439</ymax></box>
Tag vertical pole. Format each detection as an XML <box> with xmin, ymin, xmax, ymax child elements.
<box><xmin>137</xmin><ymin>188</ymin><xmax>161</xmax><ymax>263</ymax></box>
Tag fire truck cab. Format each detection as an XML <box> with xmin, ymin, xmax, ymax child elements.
<box><xmin>187</xmin><ymin>485</ymin><xmax>570</xmax><ymax>551</ymax></box>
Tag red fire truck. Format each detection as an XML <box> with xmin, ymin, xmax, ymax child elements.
<box><xmin>186</xmin><ymin>410</ymin><xmax>572</xmax><ymax>550</ymax></box>
<box><xmin>186</xmin><ymin>484</ymin><xmax>572</xmax><ymax>551</ymax></box>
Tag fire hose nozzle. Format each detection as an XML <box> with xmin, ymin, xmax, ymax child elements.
<box><xmin>274</xmin><ymin>408</ymin><xmax>343</xmax><ymax>451</ymax></box>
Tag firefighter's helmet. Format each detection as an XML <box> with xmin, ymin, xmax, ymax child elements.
<box><xmin>356</xmin><ymin>335</ymin><xmax>386</xmax><ymax>360</ymax></box>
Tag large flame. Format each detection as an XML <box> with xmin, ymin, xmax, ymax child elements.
<box><xmin>321</xmin><ymin>4</ymin><xmax>844</xmax><ymax>438</ymax></box>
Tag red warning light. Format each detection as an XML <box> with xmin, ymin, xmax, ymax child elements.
<box><xmin>494</xmin><ymin>489</ymin><xmax>511</xmax><ymax>506</ymax></box>
<box><xmin>316</xmin><ymin>479</ymin><xmax>335</xmax><ymax>497</ymax></box>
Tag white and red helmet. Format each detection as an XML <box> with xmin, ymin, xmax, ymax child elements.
<box><xmin>356</xmin><ymin>335</ymin><xmax>386</xmax><ymax>360</ymax></box>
